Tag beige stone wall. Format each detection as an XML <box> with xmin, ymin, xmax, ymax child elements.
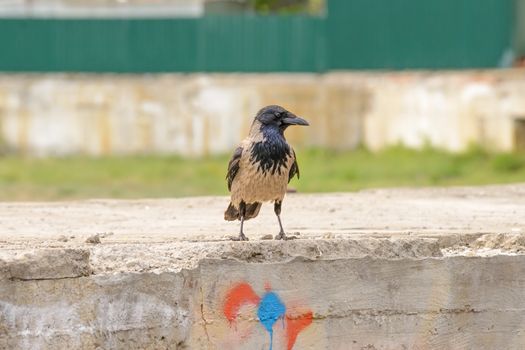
<box><xmin>358</xmin><ymin>71</ymin><xmax>525</xmax><ymax>152</ymax></box>
<box><xmin>0</xmin><ymin>70</ymin><xmax>523</xmax><ymax>156</ymax></box>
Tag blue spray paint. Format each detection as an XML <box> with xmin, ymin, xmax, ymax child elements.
<box><xmin>257</xmin><ymin>292</ymin><xmax>286</xmax><ymax>350</ymax></box>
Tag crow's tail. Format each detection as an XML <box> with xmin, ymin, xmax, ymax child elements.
<box><xmin>224</xmin><ymin>202</ymin><xmax>262</xmax><ymax>221</ymax></box>
<box><xmin>224</xmin><ymin>202</ymin><xmax>239</xmax><ymax>221</ymax></box>
<box><xmin>245</xmin><ymin>202</ymin><xmax>262</xmax><ymax>219</ymax></box>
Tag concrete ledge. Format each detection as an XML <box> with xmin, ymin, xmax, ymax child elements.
<box><xmin>1</xmin><ymin>184</ymin><xmax>525</xmax><ymax>349</ymax></box>
<box><xmin>2</xmin><ymin>255</ymin><xmax>525</xmax><ymax>349</ymax></box>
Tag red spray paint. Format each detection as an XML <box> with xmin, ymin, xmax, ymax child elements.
<box><xmin>285</xmin><ymin>311</ymin><xmax>313</xmax><ymax>350</ymax></box>
<box><xmin>223</xmin><ymin>282</ymin><xmax>261</xmax><ymax>323</ymax></box>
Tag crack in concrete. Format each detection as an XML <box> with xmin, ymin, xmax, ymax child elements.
<box><xmin>199</xmin><ymin>285</ymin><xmax>211</xmax><ymax>343</ymax></box>
<box><xmin>313</xmin><ymin>307</ymin><xmax>486</xmax><ymax>320</ymax></box>
<box><xmin>7</xmin><ymin>275</ymin><xmax>90</xmax><ymax>282</ymax></box>
<box><xmin>9</xmin><ymin>323</ymin><xmax>168</xmax><ymax>338</ymax></box>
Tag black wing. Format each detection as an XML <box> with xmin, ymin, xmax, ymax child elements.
<box><xmin>288</xmin><ymin>149</ymin><xmax>300</xmax><ymax>183</ymax></box>
<box><xmin>226</xmin><ymin>146</ymin><xmax>243</xmax><ymax>191</ymax></box>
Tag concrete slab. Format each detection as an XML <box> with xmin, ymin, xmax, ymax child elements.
<box><xmin>1</xmin><ymin>184</ymin><xmax>525</xmax><ymax>349</ymax></box>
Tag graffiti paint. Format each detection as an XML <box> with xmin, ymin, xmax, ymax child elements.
<box><xmin>223</xmin><ymin>282</ymin><xmax>313</xmax><ymax>350</ymax></box>
<box><xmin>223</xmin><ymin>283</ymin><xmax>261</xmax><ymax>324</ymax></box>
<box><xmin>257</xmin><ymin>292</ymin><xmax>286</xmax><ymax>350</ymax></box>
<box><xmin>285</xmin><ymin>311</ymin><xmax>313</xmax><ymax>350</ymax></box>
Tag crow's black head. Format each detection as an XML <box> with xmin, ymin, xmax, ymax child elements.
<box><xmin>255</xmin><ymin>105</ymin><xmax>309</xmax><ymax>132</ymax></box>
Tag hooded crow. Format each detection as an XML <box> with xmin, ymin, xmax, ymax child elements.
<box><xmin>224</xmin><ymin>105</ymin><xmax>309</xmax><ymax>241</ymax></box>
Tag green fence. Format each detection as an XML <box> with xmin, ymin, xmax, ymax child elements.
<box><xmin>0</xmin><ymin>0</ymin><xmax>516</xmax><ymax>72</ymax></box>
<box><xmin>0</xmin><ymin>16</ymin><xmax>325</xmax><ymax>72</ymax></box>
<box><xmin>329</xmin><ymin>0</ymin><xmax>516</xmax><ymax>69</ymax></box>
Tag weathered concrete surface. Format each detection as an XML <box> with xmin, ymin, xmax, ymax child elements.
<box><xmin>1</xmin><ymin>184</ymin><xmax>525</xmax><ymax>349</ymax></box>
<box><xmin>1</xmin><ymin>70</ymin><xmax>525</xmax><ymax>156</ymax></box>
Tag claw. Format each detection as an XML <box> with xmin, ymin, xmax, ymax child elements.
<box><xmin>231</xmin><ymin>233</ymin><xmax>249</xmax><ymax>241</ymax></box>
<box><xmin>275</xmin><ymin>232</ymin><xmax>296</xmax><ymax>240</ymax></box>
<box><xmin>275</xmin><ymin>232</ymin><xmax>285</xmax><ymax>240</ymax></box>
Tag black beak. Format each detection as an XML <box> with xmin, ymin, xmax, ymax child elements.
<box><xmin>282</xmin><ymin>115</ymin><xmax>309</xmax><ymax>126</ymax></box>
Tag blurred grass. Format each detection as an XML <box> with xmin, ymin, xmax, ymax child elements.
<box><xmin>0</xmin><ymin>146</ymin><xmax>524</xmax><ymax>201</ymax></box>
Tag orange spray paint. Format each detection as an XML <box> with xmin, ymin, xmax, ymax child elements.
<box><xmin>285</xmin><ymin>311</ymin><xmax>313</xmax><ymax>350</ymax></box>
<box><xmin>223</xmin><ymin>283</ymin><xmax>261</xmax><ymax>323</ymax></box>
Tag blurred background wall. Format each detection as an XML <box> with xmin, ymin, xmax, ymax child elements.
<box><xmin>0</xmin><ymin>0</ymin><xmax>524</xmax><ymax>156</ymax></box>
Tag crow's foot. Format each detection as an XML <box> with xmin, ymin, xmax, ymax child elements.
<box><xmin>275</xmin><ymin>232</ymin><xmax>297</xmax><ymax>240</ymax></box>
<box><xmin>231</xmin><ymin>233</ymin><xmax>249</xmax><ymax>241</ymax></box>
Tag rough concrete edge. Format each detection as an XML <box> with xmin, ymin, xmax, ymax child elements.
<box><xmin>192</xmin><ymin>252</ymin><xmax>525</xmax><ymax>297</ymax></box>
<box><xmin>0</xmin><ymin>248</ymin><xmax>92</xmax><ymax>281</ymax></box>
<box><xmin>3</xmin><ymin>233</ymin><xmax>525</xmax><ymax>281</ymax></box>
<box><xmin>1</xmin><ymin>237</ymin><xmax>446</xmax><ymax>276</ymax></box>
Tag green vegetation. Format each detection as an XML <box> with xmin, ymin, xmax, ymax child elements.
<box><xmin>0</xmin><ymin>146</ymin><xmax>524</xmax><ymax>201</ymax></box>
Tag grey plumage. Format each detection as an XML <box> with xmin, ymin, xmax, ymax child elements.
<box><xmin>224</xmin><ymin>105</ymin><xmax>309</xmax><ymax>241</ymax></box>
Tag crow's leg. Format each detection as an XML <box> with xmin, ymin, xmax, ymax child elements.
<box><xmin>274</xmin><ymin>201</ymin><xmax>287</xmax><ymax>240</ymax></box>
<box><xmin>232</xmin><ymin>201</ymin><xmax>249</xmax><ymax>241</ymax></box>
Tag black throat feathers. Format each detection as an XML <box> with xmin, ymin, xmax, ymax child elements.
<box><xmin>250</xmin><ymin>126</ymin><xmax>291</xmax><ymax>176</ymax></box>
